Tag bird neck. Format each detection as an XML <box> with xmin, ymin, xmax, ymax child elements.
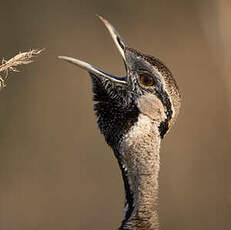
<box><xmin>118</xmin><ymin>114</ymin><xmax>161</xmax><ymax>230</ymax></box>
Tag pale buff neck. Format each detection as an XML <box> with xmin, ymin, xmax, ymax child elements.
<box><xmin>118</xmin><ymin>114</ymin><xmax>161</xmax><ymax>230</ymax></box>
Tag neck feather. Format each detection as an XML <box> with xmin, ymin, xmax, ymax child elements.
<box><xmin>118</xmin><ymin>114</ymin><xmax>161</xmax><ymax>230</ymax></box>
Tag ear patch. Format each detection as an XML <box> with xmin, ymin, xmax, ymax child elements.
<box><xmin>137</xmin><ymin>94</ymin><xmax>166</xmax><ymax>122</ymax></box>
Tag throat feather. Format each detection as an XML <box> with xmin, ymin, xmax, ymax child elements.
<box><xmin>119</xmin><ymin>114</ymin><xmax>161</xmax><ymax>229</ymax></box>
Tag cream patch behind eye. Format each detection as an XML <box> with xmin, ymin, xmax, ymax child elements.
<box><xmin>137</xmin><ymin>94</ymin><xmax>166</xmax><ymax>122</ymax></box>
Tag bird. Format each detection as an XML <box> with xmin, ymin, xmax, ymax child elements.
<box><xmin>59</xmin><ymin>15</ymin><xmax>181</xmax><ymax>230</ymax></box>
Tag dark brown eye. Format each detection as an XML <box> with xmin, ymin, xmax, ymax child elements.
<box><xmin>139</xmin><ymin>72</ymin><xmax>154</xmax><ymax>87</ymax></box>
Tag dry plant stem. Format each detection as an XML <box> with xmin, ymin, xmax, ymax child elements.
<box><xmin>0</xmin><ymin>49</ymin><xmax>43</xmax><ymax>91</ymax></box>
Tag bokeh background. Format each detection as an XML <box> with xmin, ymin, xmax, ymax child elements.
<box><xmin>0</xmin><ymin>0</ymin><xmax>230</xmax><ymax>229</ymax></box>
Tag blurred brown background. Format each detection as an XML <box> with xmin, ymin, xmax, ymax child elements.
<box><xmin>0</xmin><ymin>0</ymin><xmax>230</xmax><ymax>229</ymax></box>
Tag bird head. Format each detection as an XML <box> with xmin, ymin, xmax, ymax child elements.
<box><xmin>59</xmin><ymin>16</ymin><xmax>181</xmax><ymax>150</ymax></box>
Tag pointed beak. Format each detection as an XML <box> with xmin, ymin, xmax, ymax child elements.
<box><xmin>58</xmin><ymin>16</ymin><xmax>128</xmax><ymax>84</ymax></box>
<box><xmin>58</xmin><ymin>56</ymin><xmax>126</xmax><ymax>84</ymax></box>
<box><xmin>97</xmin><ymin>15</ymin><xmax>127</xmax><ymax>60</ymax></box>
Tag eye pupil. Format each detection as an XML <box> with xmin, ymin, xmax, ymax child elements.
<box><xmin>139</xmin><ymin>73</ymin><xmax>154</xmax><ymax>86</ymax></box>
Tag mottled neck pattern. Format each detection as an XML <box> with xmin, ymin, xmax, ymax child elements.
<box><xmin>118</xmin><ymin>114</ymin><xmax>161</xmax><ymax>230</ymax></box>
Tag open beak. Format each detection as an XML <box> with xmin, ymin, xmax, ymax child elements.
<box><xmin>97</xmin><ymin>15</ymin><xmax>127</xmax><ymax>60</ymax></box>
<box><xmin>58</xmin><ymin>15</ymin><xmax>128</xmax><ymax>84</ymax></box>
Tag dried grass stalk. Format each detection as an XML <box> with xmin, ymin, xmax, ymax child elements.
<box><xmin>0</xmin><ymin>49</ymin><xmax>43</xmax><ymax>91</ymax></box>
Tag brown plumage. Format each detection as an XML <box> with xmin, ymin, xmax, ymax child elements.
<box><xmin>59</xmin><ymin>16</ymin><xmax>181</xmax><ymax>230</ymax></box>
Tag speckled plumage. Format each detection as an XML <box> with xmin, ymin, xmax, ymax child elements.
<box><xmin>90</xmin><ymin>47</ymin><xmax>181</xmax><ymax>229</ymax></box>
<box><xmin>59</xmin><ymin>16</ymin><xmax>181</xmax><ymax>230</ymax></box>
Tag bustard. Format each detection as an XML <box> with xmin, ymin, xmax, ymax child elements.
<box><xmin>59</xmin><ymin>16</ymin><xmax>181</xmax><ymax>230</ymax></box>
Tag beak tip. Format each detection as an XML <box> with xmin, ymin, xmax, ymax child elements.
<box><xmin>96</xmin><ymin>14</ymin><xmax>104</xmax><ymax>20</ymax></box>
<box><xmin>58</xmin><ymin>56</ymin><xmax>70</xmax><ymax>62</ymax></box>
<box><xmin>97</xmin><ymin>14</ymin><xmax>108</xmax><ymax>26</ymax></box>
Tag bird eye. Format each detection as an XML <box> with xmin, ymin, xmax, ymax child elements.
<box><xmin>139</xmin><ymin>72</ymin><xmax>154</xmax><ymax>87</ymax></box>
